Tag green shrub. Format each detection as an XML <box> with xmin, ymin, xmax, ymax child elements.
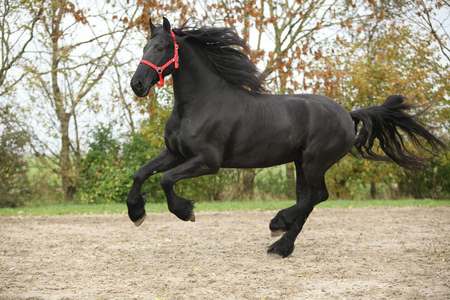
<box><xmin>75</xmin><ymin>126</ymin><xmax>167</xmax><ymax>204</ymax></box>
<box><xmin>122</xmin><ymin>133</ymin><xmax>166</xmax><ymax>203</ymax></box>
<box><xmin>0</xmin><ymin>134</ymin><xmax>31</xmax><ymax>207</ymax></box>
<box><xmin>254</xmin><ymin>166</ymin><xmax>292</xmax><ymax>200</ymax></box>
<box><xmin>75</xmin><ymin>126</ymin><xmax>130</xmax><ymax>204</ymax></box>
<box><xmin>0</xmin><ymin>107</ymin><xmax>32</xmax><ymax>207</ymax></box>
<box><xmin>399</xmin><ymin>155</ymin><xmax>450</xmax><ymax>199</ymax></box>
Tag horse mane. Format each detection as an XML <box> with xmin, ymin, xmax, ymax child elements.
<box><xmin>171</xmin><ymin>23</ymin><xmax>268</xmax><ymax>94</ymax></box>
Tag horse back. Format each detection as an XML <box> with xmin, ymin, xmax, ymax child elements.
<box><xmin>163</xmin><ymin>92</ymin><xmax>355</xmax><ymax>169</ymax></box>
<box><xmin>219</xmin><ymin>93</ymin><xmax>355</xmax><ymax>168</ymax></box>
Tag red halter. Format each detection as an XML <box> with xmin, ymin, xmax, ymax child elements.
<box><xmin>139</xmin><ymin>30</ymin><xmax>179</xmax><ymax>87</ymax></box>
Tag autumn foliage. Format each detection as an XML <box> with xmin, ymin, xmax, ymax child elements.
<box><xmin>1</xmin><ymin>0</ymin><xmax>449</xmax><ymax>206</ymax></box>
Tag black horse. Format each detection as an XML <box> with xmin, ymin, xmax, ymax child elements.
<box><xmin>128</xmin><ymin>18</ymin><xmax>447</xmax><ymax>258</ymax></box>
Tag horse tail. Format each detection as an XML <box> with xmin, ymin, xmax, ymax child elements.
<box><xmin>349</xmin><ymin>95</ymin><xmax>448</xmax><ymax>170</ymax></box>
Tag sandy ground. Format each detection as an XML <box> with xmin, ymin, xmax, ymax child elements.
<box><xmin>0</xmin><ymin>206</ymin><xmax>449</xmax><ymax>299</ymax></box>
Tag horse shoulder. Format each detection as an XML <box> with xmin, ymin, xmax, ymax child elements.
<box><xmin>164</xmin><ymin>112</ymin><xmax>182</xmax><ymax>153</ymax></box>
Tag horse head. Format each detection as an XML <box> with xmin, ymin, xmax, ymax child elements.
<box><xmin>131</xmin><ymin>17</ymin><xmax>179</xmax><ymax>97</ymax></box>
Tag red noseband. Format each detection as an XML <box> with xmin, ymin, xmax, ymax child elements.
<box><xmin>139</xmin><ymin>30</ymin><xmax>179</xmax><ymax>87</ymax></box>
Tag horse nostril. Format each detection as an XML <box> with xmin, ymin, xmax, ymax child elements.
<box><xmin>133</xmin><ymin>80</ymin><xmax>143</xmax><ymax>89</ymax></box>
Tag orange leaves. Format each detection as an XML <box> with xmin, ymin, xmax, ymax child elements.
<box><xmin>366</xmin><ymin>0</ymin><xmax>376</xmax><ymax>7</ymax></box>
<box><xmin>133</xmin><ymin>0</ymin><xmax>196</xmax><ymax>30</ymax></box>
<box><xmin>245</xmin><ymin>5</ymin><xmax>262</xmax><ymax>19</ymax></box>
<box><xmin>192</xmin><ymin>0</ymin><xmax>448</xmax><ymax>108</ymax></box>
<box><xmin>251</xmin><ymin>49</ymin><xmax>266</xmax><ymax>62</ymax></box>
<box><xmin>314</xmin><ymin>50</ymin><xmax>323</xmax><ymax>61</ymax></box>
<box><xmin>66</xmin><ymin>2</ymin><xmax>87</xmax><ymax>24</ymax></box>
<box><xmin>340</xmin><ymin>20</ymin><xmax>353</xmax><ymax>30</ymax></box>
<box><xmin>330</xmin><ymin>21</ymin><xmax>448</xmax><ymax>125</ymax></box>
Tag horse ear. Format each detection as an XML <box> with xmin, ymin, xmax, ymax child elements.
<box><xmin>162</xmin><ymin>17</ymin><xmax>171</xmax><ymax>33</ymax></box>
<box><xmin>149</xmin><ymin>18</ymin><xmax>156</xmax><ymax>34</ymax></box>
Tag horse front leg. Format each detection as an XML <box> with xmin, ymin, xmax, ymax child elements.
<box><xmin>160</xmin><ymin>156</ymin><xmax>219</xmax><ymax>222</ymax></box>
<box><xmin>127</xmin><ymin>149</ymin><xmax>184</xmax><ymax>226</ymax></box>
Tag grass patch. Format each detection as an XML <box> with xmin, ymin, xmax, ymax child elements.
<box><xmin>0</xmin><ymin>199</ymin><xmax>449</xmax><ymax>217</ymax></box>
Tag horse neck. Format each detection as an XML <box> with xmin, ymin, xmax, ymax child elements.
<box><xmin>171</xmin><ymin>40</ymin><xmax>229</xmax><ymax>112</ymax></box>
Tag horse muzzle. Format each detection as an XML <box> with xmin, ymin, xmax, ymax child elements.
<box><xmin>130</xmin><ymin>66</ymin><xmax>160</xmax><ymax>97</ymax></box>
<box><xmin>130</xmin><ymin>79</ymin><xmax>151</xmax><ymax>97</ymax></box>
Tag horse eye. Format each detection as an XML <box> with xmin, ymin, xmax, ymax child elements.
<box><xmin>157</xmin><ymin>47</ymin><xmax>163</xmax><ymax>52</ymax></box>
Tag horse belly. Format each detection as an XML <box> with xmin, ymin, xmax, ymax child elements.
<box><xmin>221</xmin><ymin>148</ymin><xmax>296</xmax><ymax>168</ymax></box>
<box><xmin>220</xmin><ymin>95</ymin><xmax>353</xmax><ymax>169</ymax></box>
<box><xmin>221</xmin><ymin>124</ymin><xmax>303</xmax><ymax>168</ymax></box>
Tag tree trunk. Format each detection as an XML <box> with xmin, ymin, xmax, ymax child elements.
<box><xmin>370</xmin><ymin>181</ymin><xmax>377</xmax><ymax>199</ymax></box>
<box><xmin>285</xmin><ymin>163</ymin><xmax>296</xmax><ymax>199</ymax></box>
<box><xmin>51</xmin><ymin>6</ymin><xmax>76</xmax><ymax>202</ymax></box>
<box><xmin>60</xmin><ymin>114</ymin><xmax>76</xmax><ymax>201</ymax></box>
<box><xmin>241</xmin><ymin>169</ymin><xmax>255</xmax><ymax>199</ymax></box>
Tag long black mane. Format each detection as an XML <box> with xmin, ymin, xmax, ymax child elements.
<box><xmin>171</xmin><ymin>24</ymin><xmax>267</xmax><ymax>94</ymax></box>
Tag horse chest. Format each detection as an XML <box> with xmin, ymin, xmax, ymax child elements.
<box><xmin>164</xmin><ymin>116</ymin><xmax>203</xmax><ymax>157</ymax></box>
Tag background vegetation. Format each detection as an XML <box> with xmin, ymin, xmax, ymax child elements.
<box><xmin>1</xmin><ymin>0</ymin><xmax>449</xmax><ymax>208</ymax></box>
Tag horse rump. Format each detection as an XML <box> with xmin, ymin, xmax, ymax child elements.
<box><xmin>349</xmin><ymin>95</ymin><xmax>448</xmax><ymax>170</ymax></box>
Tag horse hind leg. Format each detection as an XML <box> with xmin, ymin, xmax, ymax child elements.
<box><xmin>267</xmin><ymin>114</ymin><xmax>354</xmax><ymax>257</ymax></box>
<box><xmin>267</xmin><ymin>171</ymin><xmax>329</xmax><ymax>258</ymax></box>
<box><xmin>267</xmin><ymin>148</ymin><xmax>335</xmax><ymax>258</ymax></box>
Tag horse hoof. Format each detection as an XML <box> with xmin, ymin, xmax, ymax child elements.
<box><xmin>269</xmin><ymin>214</ymin><xmax>291</xmax><ymax>234</ymax></box>
<box><xmin>267</xmin><ymin>239</ymin><xmax>295</xmax><ymax>258</ymax></box>
<box><xmin>267</xmin><ymin>252</ymin><xmax>283</xmax><ymax>259</ymax></box>
<box><xmin>271</xmin><ymin>230</ymin><xmax>284</xmax><ymax>237</ymax></box>
<box><xmin>133</xmin><ymin>213</ymin><xmax>147</xmax><ymax>227</ymax></box>
<box><xmin>188</xmin><ymin>212</ymin><xmax>196</xmax><ymax>222</ymax></box>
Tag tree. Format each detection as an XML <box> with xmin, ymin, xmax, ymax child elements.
<box><xmin>391</xmin><ymin>0</ymin><xmax>450</xmax><ymax>63</ymax></box>
<box><xmin>0</xmin><ymin>0</ymin><xmax>41</xmax><ymax>97</ymax></box>
<box><xmin>327</xmin><ymin>21</ymin><xmax>449</xmax><ymax>124</ymax></box>
<box><xmin>399</xmin><ymin>155</ymin><xmax>450</xmax><ymax>199</ymax></box>
<box><xmin>75</xmin><ymin>125</ymin><xmax>129</xmax><ymax>204</ymax></box>
<box><xmin>1</xmin><ymin>0</ymin><xmax>199</xmax><ymax>204</ymax></box>
<box><xmin>25</xmin><ymin>0</ymin><xmax>140</xmax><ymax>201</ymax></box>
<box><xmin>0</xmin><ymin>105</ymin><xmax>31</xmax><ymax>207</ymax></box>
<box><xmin>196</xmin><ymin>0</ymin><xmax>391</xmax><ymax>197</ymax></box>
<box><xmin>106</xmin><ymin>0</ymin><xmax>199</xmax><ymax>135</ymax></box>
<box><xmin>317</xmin><ymin>20</ymin><xmax>449</xmax><ymax>198</ymax></box>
